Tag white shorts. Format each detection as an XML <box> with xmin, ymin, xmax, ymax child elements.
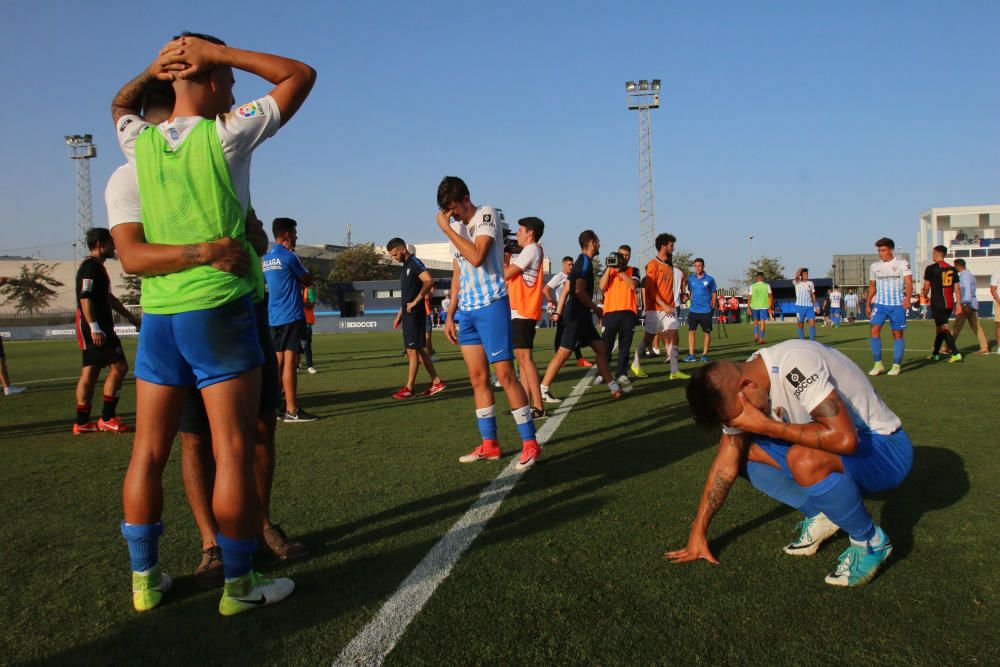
<box><xmin>643</xmin><ymin>310</ymin><xmax>678</xmax><ymax>334</ymax></box>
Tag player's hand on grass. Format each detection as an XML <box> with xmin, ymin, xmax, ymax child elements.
<box><xmin>665</xmin><ymin>531</ymin><xmax>718</xmax><ymax>565</ymax></box>
<box><xmin>444</xmin><ymin>317</ymin><xmax>458</xmax><ymax>345</ymax></box>
<box><xmin>206</xmin><ymin>238</ymin><xmax>249</xmax><ymax>276</ymax></box>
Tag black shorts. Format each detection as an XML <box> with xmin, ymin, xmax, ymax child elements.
<box><xmin>402</xmin><ymin>311</ymin><xmax>426</xmax><ymax>350</ymax></box>
<box><xmin>512</xmin><ymin>318</ymin><xmax>537</xmax><ymax>350</ymax></box>
<box><xmin>180</xmin><ymin>301</ymin><xmax>279</xmax><ymax>434</ymax></box>
<box><xmin>560</xmin><ymin>316</ymin><xmax>600</xmax><ymax>350</ymax></box>
<box><xmin>271</xmin><ymin>319</ymin><xmax>305</xmax><ymax>352</ymax></box>
<box><xmin>82</xmin><ymin>334</ymin><xmax>125</xmax><ymax>368</ymax></box>
<box><xmin>932</xmin><ymin>308</ymin><xmax>952</xmax><ymax>327</ymax></box>
<box><xmin>687</xmin><ymin>312</ymin><xmax>714</xmax><ymax>333</ymax></box>
<box><xmin>0</xmin><ymin>336</ymin><xmax>5</xmax><ymax>359</ymax></box>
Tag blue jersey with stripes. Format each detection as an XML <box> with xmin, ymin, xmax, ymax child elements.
<box><xmin>451</xmin><ymin>206</ymin><xmax>507</xmax><ymax>311</ymax></box>
<box><xmin>794</xmin><ymin>280</ymin><xmax>815</xmax><ymax>306</ymax></box>
<box><xmin>869</xmin><ymin>257</ymin><xmax>911</xmax><ymax>306</ymax></box>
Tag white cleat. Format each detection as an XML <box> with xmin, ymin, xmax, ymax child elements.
<box><xmin>868</xmin><ymin>361</ymin><xmax>885</xmax><ymax>376</ymax></box>
<box><xmin>784</xmin><ymin>513</ymin><xmax>840</xmax><ymax>557</ymax></box>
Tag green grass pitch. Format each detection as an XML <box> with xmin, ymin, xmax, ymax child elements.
<box><xmin>0</xmin><ymin>320</ymin><xmax>996</xmax><ymax>665</ymax></box>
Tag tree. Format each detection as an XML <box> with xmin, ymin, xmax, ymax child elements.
<box><xmin>0</xmin><ymin>263</ymin><xmax>64</xmax><ymax>314</ymax></box>
<box><xmin>671</xmin><ymin>249</ymin><xmax>694</xmax><ymax>275</ymax></box>
<box><xmin>744</xmin><ymin>256</ymin><xmax>785</xmax><ymax>285</ymax></box>
<box><xmin>302</xmin><ymin>260</ymin><xmax>337</xmax><ymax>308</ymax></box>
<box><xmin>328</xmin><ymin>243</ymin><xmax>395</xmax><ymax>282</ymax></box>
<box><xmin>118</xmin><ymin>274</ymin><xmax>142</xmax><ymax>304</ymax></box>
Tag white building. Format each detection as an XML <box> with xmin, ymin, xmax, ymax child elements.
<box><xmin>916</xmin><ymin>205</ymin><xmax>1000</xmax><ymax>316</ymax></box>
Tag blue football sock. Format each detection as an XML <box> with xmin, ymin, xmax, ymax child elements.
<box><xmin>475</xmin><ymin>405</ymin><xmax>498</xmax><ymax>441</ymax></box>
<box><xmin>121</xmin><ymin>521</ymin><xmax>163</xmax><ymax>572</ymax></box>
<box><xmin>892</xmin><ymin>337</ymin><xmax>905</xmax><ymax>365</ymax></box>
<box><xmin>753</xmin><ymin>325</ymin><xmax>759</xmax><ymax>338</ymax></box>
<box><xmin>742</xmin><ymin>462</ymin><xmax>815</xmax><ymax>514</ymax></box>
<box><xmin>797</xmin><ymin>327</ymin><xmax>804</xmax><ymax>339</ymax></box>
<box><xmin>216</xmin><ymin>532</ymin><xmax>257</xmax><ymax>580</ymax></box>
<box><xmin>870</xmin><ymin>336</ymin><xmax>882</xmax><ymax>362</ymax></box>
<box><xmin>809</xmin><ymin>325</ymin><xmax>816</xmax><ymax>340</ymax></box>
<box><xmin>511</xmin><ymin>405</ymin><xmax>536</xmax><ymax>442</ymax></box>
<box><xmin>802</xmin><ymin>472</ymin><xmax>875</xmax><ymax>542</ymax></box>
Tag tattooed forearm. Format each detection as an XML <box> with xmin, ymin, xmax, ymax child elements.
<box><xmin>705</xmin><ymin>474</ymin><xmax>734</xmax><ymax>518</ymax></box>
<box><xmin>182</xmin><ymin>244</ymin><xmax>201</xmax><ymax>265</ymax></box>
<box><xmin>111</xmin><ymin>69</ymin><xmax>155</xmax><ymax>121</ymax></box>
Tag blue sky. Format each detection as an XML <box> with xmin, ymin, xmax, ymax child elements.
<box><xmin>1</xmin><ymin>1</ymin><xmax>997</xmax><ymax>285</ymax></box>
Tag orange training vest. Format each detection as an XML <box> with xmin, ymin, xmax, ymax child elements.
<box><xmin>508</xmin><ymin>245</ymin><xmax>545</xmax><ymax>320</ymax></box>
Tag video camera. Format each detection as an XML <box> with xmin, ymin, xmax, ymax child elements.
<box><xmin>500</xmin><ymin>212</ymin><xmax>520</xmax><ymax>254</ymax></box>
<box><xmin>604</xmin><ymin>251</ymin><xmax>627</xmax><ymax>269</ymax></box>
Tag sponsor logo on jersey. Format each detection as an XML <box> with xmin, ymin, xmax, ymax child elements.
<box><xmin>118</xmin><ymin>118</ymin><xmax>133</xmax><ymax>133</ymax></box>
<box><xmin>168</xmin><ymin>127</ymin><xmax>179</xmax><ymax>141</ymax></box>
<box><xmin>237</xmin><ymin>103</ymin><xmax>258</xmax><ymax>118</ymax></box>
<box><xmin>80</xmin><ymin>278</ymin><xmax>93</xmax><ymax>293</ymax></box>
<box><xmin>785</xmin><ymin>367</ymin><xmax>821</xmax><ymax>398</ymax></box>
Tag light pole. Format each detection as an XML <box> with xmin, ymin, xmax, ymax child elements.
<box><xmin>65</xmin><ymin>134</ymin><xmax>97</xmax><ymax>261</ymax></box>
<box><xmin>625</xmin><ymin>79</ymin><xmax>661</xmax><ymax>269</ymax></box>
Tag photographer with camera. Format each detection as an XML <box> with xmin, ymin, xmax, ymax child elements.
<box><xmin>597</xmin><ymin>244</ymin><xmax>640</xmax><ymax>387</ymax></box>
<box><xmin>504</xmin><ymin>217</ymin><xmax>547</xmax><ymax>418</ymax></box>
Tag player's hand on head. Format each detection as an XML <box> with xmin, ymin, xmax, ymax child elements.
<box><xmin>170</xmin><ymin>36</ymin><xmax>224</xmax><ymax>80</ymax></box>
<box><xmin>728</xmin><ymin>391</ymin><xmax>766</xmax><ymax>432</ymax></box>
<box><xmin>435</xmin><ymin>210</ymin><xmax>453</xmax><ymax>230</ymax></box>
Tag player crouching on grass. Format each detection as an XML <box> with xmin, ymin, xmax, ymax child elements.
<box><xmin>436</xmin><ymin>176</ymin><xmax>540</xmax><ymax>471</ymax></box>
<box><xmin>666</xmin><ymin>339</ymin><xmax>913</xmax><ymax>587</ymax></box>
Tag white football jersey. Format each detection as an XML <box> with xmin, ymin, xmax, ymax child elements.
<box><xmin>869</xmin><ymin>257</ymin><xmax>911</xmax><ymax>307</ymax></box>
<box><xmin>450</xmin><ymin>206</ymin><xmax>507</xmax><ymax>311</ymax></box>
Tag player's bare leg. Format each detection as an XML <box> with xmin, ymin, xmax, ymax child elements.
<box><xmin>278</xmin><ymin>349</ymin><xmax>299</xmax><ymax>414</ymax></box>
<box><xmin>123</xmin><ymin>381</ymin><xmax>187</xmax><ymax>523</ymax></box>
<box><xmin>541</xmin><ymin>346</ymin><xmax>573</xmax><ymax>387</ymax></box>
<box><xmin>181</xmin><ymin>432</ymin><xmax>219</xmax><ymax>550</ymax></box>
<box><xmin>514</xmin><ymin>347</ymin><xmax>542</xmax><ymax>411</ymax></box>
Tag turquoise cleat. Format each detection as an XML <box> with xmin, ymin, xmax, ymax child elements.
<box><xmin>824</xmin><ymin>527</ymin><xmax>893</xmax><ymax>587</ymax></box>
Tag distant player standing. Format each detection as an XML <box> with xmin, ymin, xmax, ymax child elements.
<box><xmin>436</xmin><ymin>177</ymin><xmax>540</xmax><ymax>470</ymax></box>
<box><xmin>632</xmin><ymin>234</ymin><xmax>684</xmax><ymax>379</ymax></box>
<box><xmin>749</xmin><ymin>272</ymin><xmax>773</xmax><ymax>344</ymax></box>
<box><xmin>684</xmin><ymin>258</ymin><xmax>717</xmax><ymax>362</ymax></box>
<box><xmin>828</xmin><ymin>286</ymin><xmax>843</xmax><ymax>327</ymax></box>
<box><xmin>544</xmin><ymin>256</ymin><xmax>590</xmax><ymax>383</ymax></box>
<box><xmin>73</xmin><ymin>228</ymin><xmax>142</xmax><ymax>434</ymax></box>
<box><xmin>792</xmin><ymin>267</ymin><xmax>817</xmax><ymax>341</ymax></box>
<box><xmin>504</xmin><ymin>217</ymin><xmax>546</xmax><ymax>417</ymax></box>
<box><xmin>867</xmin><ymin>238</ymin><xmax>912</xmax><ymax>376</ymax></box>
<box><xmin>921</xmin><ymin>245</ymin><xmax>962</xmax><ymax>363</ymax></box>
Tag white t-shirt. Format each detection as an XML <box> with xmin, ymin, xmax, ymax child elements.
<box><xmin>829</xmin><ymin>290</ymin><xmax>842</xmax><ymax>308</ymax></box>
<box><xmin>546</xmin><ymin>271</ymin><xmax>570</xmax><ymax>306</ymax></box>
<box><xmin>510</xmin><ymin>243</ymin><xmax>543</xmax><ymax>320</ymax></box>
<box><xmin>671</xmin><ymin>267</ymin><xmax>684</xmax><ymax>314</ymax></box>
<box><xmin>105</xmin><ymin>163</ymin><xmax>141</xmax><ymax>228</ymax></box>
<box><xmin>450</xmin><ymin>206</ymin><xmax>507</xmax><ymax>311</ymax></box>
<box><xmin>115</xmin><ymin>95</ymin><xmax>281</xmax><ymax>216</ymax></box>
<box><xmin>723</xmin><ymin>340</ymin><xmax>902</xmax><ymax>437</ymax></box>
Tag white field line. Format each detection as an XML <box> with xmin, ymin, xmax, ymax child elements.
<box><xmin>15</xmin><ymin>375</ymin><xmax>80</xmax><ymax>385</ymax></box>
<box><xmin>332</xmin><ymin>367</ymin><xmax>599</xmax><ymax>667</ymax></box>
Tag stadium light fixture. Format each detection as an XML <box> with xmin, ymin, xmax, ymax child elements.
<box><xmin>625</xmin><ymin>77</ymin><xmax>662</xmax><ymax>269</ymax></box>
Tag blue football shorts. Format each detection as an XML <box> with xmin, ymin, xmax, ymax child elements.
<box><xmin>752</xmin><ymin>428</ymin><xmax>913</xmax><ymax>495</ymax></box>
<box><xmin>135</xmin><ymin>294</ymin><xmax>264</xmax><ymax>389</ymax></box>
<box><xmin>796</xmin><ymin>305</ymin><xmax>817</xmax><ymax>322</ymax></box>
<box><xmin>752</xmin><ymin>308</ymin><xmax>769</xmax><ymax>321</ymax></box>
<box><xmin>870</xmin><ymin>304</ymin><xmax>907</xmax><ymax>330</ymax></box>
<box><xmin>457</xmin><ymin>296</ymin><xmax>514</xmax><ymax>363</ymax></box>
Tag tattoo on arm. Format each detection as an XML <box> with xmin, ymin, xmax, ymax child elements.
<box><xmin>705</xmin><ymin>474</ymin><xmax>734</xmax><ymax>517</ymax></box>
<box><xmin>112</xmin><ymin>70</ymin><xmax>154</xmax><ymax>121</ymax></box>
<box><xmin>182</xmin><ymin>245</ymin><xmax>200</xmax><ymax>265</ymax></box>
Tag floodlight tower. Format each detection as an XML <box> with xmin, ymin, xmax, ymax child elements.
<box><xmin>625</xmin><ymin>79</ymin><xmax>661</xmax><ymax>269</ymax></box>
<box><xmin>65</xmin><ymin>134</ymin><xmax>97</xmax><ymax>260</ymax></box>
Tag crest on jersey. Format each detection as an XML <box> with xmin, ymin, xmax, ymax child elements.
<box><xmin>237</xmin><ymin>103</ymin><xmax>258</xmax><ymax>119</ymax></box>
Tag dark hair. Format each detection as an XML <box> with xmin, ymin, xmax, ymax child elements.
<box><xmin>175</xmin><ymin>31</ymin><xmax>227</xmax><ymax>45</ymax></box>
<box><xmin>685</xmin><ymin>362</ymin><xmax>727</xmax><ymax>430</ymax></box>
<box><xmin>800</xmin><ymin>267</ymin><xmax>809</xmax><ymax>274</ymax></box>
<box><xmin>85</xmin><ymin>228</ymin><xmax>112</xmax><ymax>250</ymax></box>
<box><xmin>875</xmin><ymin>237</ymin><xmax>895</xmax><ymax>249</ymax></box>
<box><xmin>578</xmin><ymin>229</ymin><xmax>598</xmax><ymax>249</ymax></box>
<box><xmin>142</xmin><ymin>80</ymin><xmax>175</xmax><ymax>119</ymax></box>
<box><xmin>518</xmin><ymin>217</ymin><xmax>544</xmax><ymax>242</ymax></box>
<box><xmin>386</xmin><ymin>237</ymin><xmax>406</xmax><ymax>252</ymax></box>
<box><xmin>693</xmin><ymin>257</ymin><xmax>705</xmax><ymax>265</ymax></box>
<box><xmin>272</xmin><ymin>217</ymin><xmax>297</xmax><ymax>239</ymax></box>
<box><xmin>954</xmin><ymin>258</ymin><xmax>966</xmax><ymax>268</ymax></box>
<box><xmin>933</xmin><ymin>245</ymin><xmax>948</xmax><ymax>255</ymax></box>
<box><xmin>756</xmin><ymin>271</ymin><xmax>764</xmax><ymax>277</ymax></box>
<box><xmin>437</xmin><ymin>176</ymin><xmax>470</xmax><ymax>210</ymax></box>
<box><xmin>618</xmin><ymin>244</ymin><xmax>632</xmax><ymax>253</ymax></box>
<box><xmin>562</xmin><ymin>256</ymin><xmax>574</xmax><ymax>263</ymax></box>
<box><xmin>655</xmin><ymin>233</ymin><xmax>676</xmax><ymax>250</ymax></box>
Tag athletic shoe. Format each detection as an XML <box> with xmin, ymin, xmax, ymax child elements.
<box><xmin>218</xmin><ymin>571</ymin><xmax>295</xmax><ymax>616</ymax></box>
<box><xmin>868</xmin><ymin>361</ymin><xmax>885</xmax><ymax>376</ymax></box>
<box><xmin>98</xmin><ymin>416</ymin><xmax>134</xmax><ymax>433</ymax></box>
<box><xmin>459</xmin><ymin>441</ymin><xmax>502</xmax><ymax>463</ymax></box>
<box><xmin>925</xmin><ymin>354</ymin><xmax>940</xmax><ymax>362</ymax></box>
<box><xmin>276</xmin><ymin>409</ymin><xmax>287</xmax><ymax>421</ymax></box>
<box><xmin>630</xmin><ymin>363</ymin><xmax>648</xmax><ymax>379</ymax></box>
<box><xmin>948</xmin><ymin>353</ymin><xmax>963</xmax><ymax>364</ymax></box>
<box><xmin>3</xmin><ymin>385</ymin><xmax>26</xmax><ymax>395</ymax></box>
<box><xmin>531</xmin><ymin>407</ymin><xmax>548</xmax><ymax>420</ymax></box>
<box><xmin>619</xmin><ymin>380</ymin><xmax>633</xmax><ymax>394</ymax></box>
<box><xmin>886</xmin><ymin>364</ymin><xmax>902</xmax><ymax>376</ymax></box>
<box><xmin>824</xmin><ymin>528</ymin><xmax>893</xmax><ymax>587</ymax></box>
<box><xmin>576</xmin><ymin>358</ymin><xmax>593</xmax><ymax>367</ymax></box>
<box><xmin>262</xmin><ymin>524</ymin><xmax>309</xmax><ymax>561</ymax></box>
<box><xmin>392</xmin><ymin>386</ymin><xmax>415</xmax><ymax>400</ymax></box>
<box><xmin>593</xmin><ymin>375</ymin><xmax>604</xmax><ymax>385</ymax></box>
<box><xmin>700</xmin><ymin>355</ymin><xmax>710</xmax><ymax>363</ymax></box>
<box><xmin>284</xmin><ymin>409</ymin><xmax>319</xmax><ymax>423</ymax></box>
<box><xmin>420</xmin><ymin>381</ymin><xmax>446</xmax><ymax>396</ymax></box>
<box><xmin>73</xmin><ymin>421</ymin><xmax>99</xmax><ymax>435</ymax></box>
<box><xmin>541</xmin><ymin>389</ymin><xmax>562</xmax><ymax>404</ymax></box>
<box><xmin>617</xmin><ymin>375</ymin><xmax>631</xmax><ymax>387</ymax></box>
<box><xmin>973</xmin><ymin>349</ymin><xmax>991</xmax><ymax>355</ymax></box>
<box><xmin>783</xmin><ymin>513</ymin><xmax>839</xmax><ymax>557</ymax></box>
<box><xmin>491</xmin><ymin>374</ymin><xmax>502</xmax><ymax>388</ymax></box>
<box><xmin>682</xmin><ymin>354</ymin><xmax>697</xmax><ymax>363</ymax></box>
<box><xmin>430</xmin><ymin>354</ymin><xmax>440</xmax><ymax>362</ymax></box>
<box><xmin>515</xmin><ymin>440</ymin><xmax>542</xmax><ymax>471</ymax></box>
<box><xmin>307</xmin><ymin>366</ymin><xmax>318</xmax><ymax>374</ymax></box>
<box><xmin>610</xmin><ymin>389</ymin><xmax>623</xmax><ymax>399</ymax></box>
<box><xmin>194</xmin><ymin>546</ymin><xmax>224</xmax><ymax>589</ymax></box>
<box><xmin>651</xmin><ymin>347</ymin><xmax>661</xmax><ymax>356</ymax></box>
<box><xmin>668</xmin><ymin>371</ymin><xmax>691</xmax><ymax>381</ymax></box>
<box><xmin>132</xmin><ymin>564</ymin><xmax>172</xmax><ymax>612</ymax></box>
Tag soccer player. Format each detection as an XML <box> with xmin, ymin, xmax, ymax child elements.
<box><xmin>540</xmin><ymin>230</ymin><xmax>626</xmax><ymax>396</ymax></box>
<box><xmin>866</xmin><ymin>237</ymin><xmax>913</xmax><ymax>376</ymax></box>
<box><xmin>828</xmin><ymin>285</ymin><xmax>843</xmax><ymax>328</ymax></box>
<box><xmin>504</xmin><ymin>217</ymin><xmax>546</xmax><ymax>417</ymax></box>
<box><xmin>749</xmin><ymin>271</ymin><xmax>773</xmax><ymax>344</ymax></box>
<box><xmin>0</xmin><ymin>288</ymin><xmax>26</xmax><ymax>394</ymax></box>
<box><xmin>993</xmin><ymin>272</ymin><xmax>1000</xmax><ymax>354</ymax></box>
<box><xmin>632</xmin><ymin>234</ymin><xmax>684</xmax><ymax>379</ymax></box>
<box><xmin>667</xmin><ymin>339</ymin><xmax>913</xmax><ymax>587</ymax></box>
<box><xmin>301</xmin><ymin>282</ymin><xmax>317</xmax><ymax>373</ymax></box>
<box><xmin>921</xmin><ymin>245</ymin><xmax>962</xmax><ymax>363</ymax></box>
<box><xmin>73</xmin><ymin>228</ymin><xmax>142</xmax><ymax>434</ymax></box>
<box><xmin>111</xmin><ymin>32</ymin><xmax>315</xmax><ymax>614</ymax></box>
<box><xmin>436</xmin><ymin>177</ymin><xmax>541</xmax><ymax>470</ymax></box>
<box><xmin>388</xmin><ymin>237</ymin><xmax>445</xmax><ymax>398</ymax></box>
<box><xmin>684</xmin><ymin>258</ymin><xmax>717</xmax><ymax>362</ymax></box>
<box><xmin>792</xmin><ymin>267</ymin><xmax>817</xmax><ymax>341</ymax></box>
<box><xmin>598</xmin><ymin>244</ymin><xmax>640</xmax><ymax>387</ymax></box>
<box><xmin>262</xmin><ymin>218</ymin><xmax>319</xmax><ymax>422</ymax></box>
<box><xmin>544</xmin><ymin>256</ymin><xmax>591</xmax><ymax>389</ymax></box>
<box><xmin>844</xmin><ymin>289</ymin><xmax>859</xmax><ymax>323</ymax></box>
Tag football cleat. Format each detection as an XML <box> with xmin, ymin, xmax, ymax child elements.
<box><xmin>784</xmin><ymin>513</ymin><xmax>839</xmax><ymax>557</ymax></box>
<box><xmin>98</xmin><ymin>417</ymin><xmax>134</xmax><ymax>433</ymax></box>
<box><xmin>459</xmin><ymin>441</ymin><xmax>502</xmax><ymax>463</ymax></box>
<box><xmin>194</xmin><ymin>546</ymin><xmax>224</xmax><ymax>589</ymax></box>
<box><xmin>531</xmin><ymin>407</ymin><xmax>548</xmax><ymax>420</ymax></box>
<box><xmin>824</xmin><ymin>528</ymin><xmax>893</xmax><ymax>587</ymax></box>
<box><xmin>218</xmin><ymin>571</ymin><xmax>295</xmax><ymax>616</ymax></box>
<box><xmin>261</xmin><ymin>524</ymin><xmax>308</xmax><ymax>561</ymax></box>
<box><xmin>682</xmin><ymin>354</ymin><xmax>697</xmax><ymax>363</ymax></box>
<box><xmin>420</xmin><ymin>381</ymin><xmax>446</xmax><ymax>397</ymax></box>
<box><xmin>925</xmin><ymin>354</ymin><xmax>940</xmax><ymax>362</ymax></box>
<box><xmin>307</xmin><ymin>366</ymin><xmax>318</xmax><ymax>374</ymax></box>
<box><xmin>541</xmin><ymin>389</ymin><xmax>562</xmax><ymax>404</ymax></box>
<box><xmin>515</xmin><ymin>440</ymin><xmax>542</xmax><ymax>471</ymax></box>
<box><xmin>668</xmin><ymin>371</ymin><xmax>691</xmax><ymax>381</ymax></box>
<box><xmin>886</xmin><ymin>364</ymin><xmax>902</xmax><ymax>376</ymax></box>
<box><xmin>284</xmin><ymin>409</ymin><xmax>319</xmax><ymax>423</ymax></box>
<box><xmin>700</xmin><ymin>355</ymin><xmax>710</xmax><ymax>363</ymax></box>
<box><xmin>947</xmin><ymin>353</ymin><xmax>963</xmax><ymax>364</ymax></box>
<box><xmin>392</xmin><ymin>386</ymin><xmax>414</xmax><ymax>400</ymax></box>
<box><xmin>73</xmin><ymin>421</ymin><xmax>100</xmax><ymax>435</ymax></box>
<box><xmin>576</xmin><ymin>358</ymin><xmax>594</xmax><ymax>367</ymax></box>
<box><xmin>868</xmin><ymin>361</ymin><xmax>885</xmax><ymax>376</ymax></box>
<box><xmin>3</xmin><ymin>385</ymin><xmax>26</xmax><ymax>395</ymax></box>
<box><xmin>132</xmin><ymin>564</ymin><xmax>172</xmax><ymax>612</ymax></box>
<box><xmin>593</xmin><ymin>375</ymin><xmax>604</xmax><ymax>385</ymax></box>
<box><xmin>630</xmin><ymin>363</ymin><xmax>648</xmax><ymax>379</ymax></box>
